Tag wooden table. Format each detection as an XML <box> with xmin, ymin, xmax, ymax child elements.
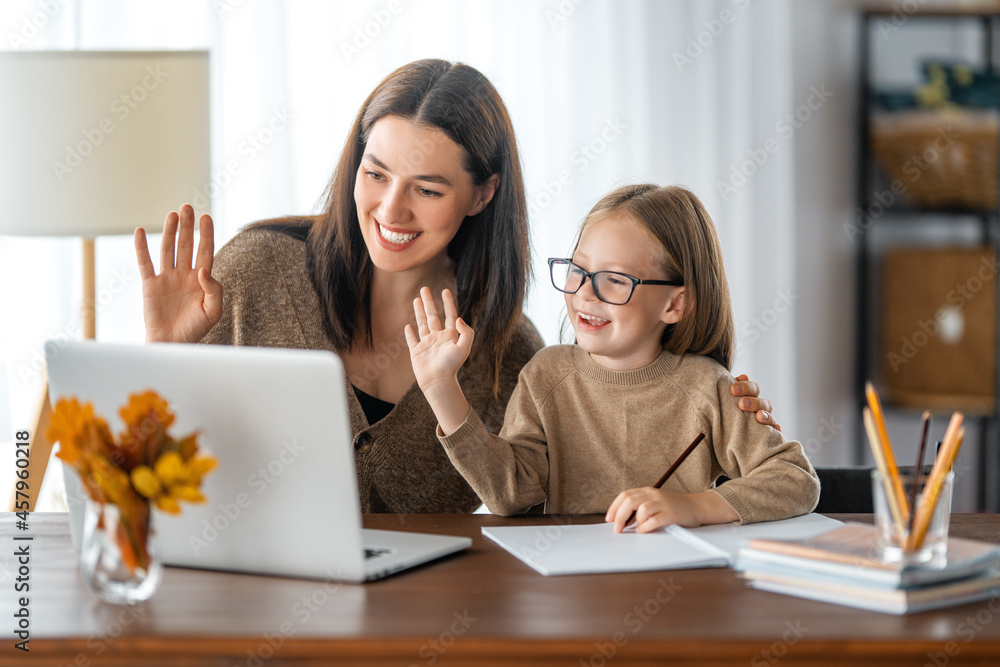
<box><xmin>2</xmin><ymin>512</ymin><xmax>1000</xmax><ymax>666</ymax></box>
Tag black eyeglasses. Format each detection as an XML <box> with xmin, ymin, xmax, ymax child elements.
<box><xmin>547</xmin><ymin>258</ymin><xmax>682</xmax><ymax>306</ymax></box>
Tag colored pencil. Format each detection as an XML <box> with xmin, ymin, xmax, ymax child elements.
<box><xmin>908</xmin><ymin>413</ymin><xmax>964</xmax><ymax>551</ymax></box>
<box><xmin>906</xmin><ymin>411</ymin><xmax>931</xmax><ymax>536</ymax></box>
<box><xmin>863</xmin><ymin>407</ymin><xmax>907</xmax><ymax>534</ymax></box>
<box><xmin>865</xmin><ymin>383</ymin><xmax>910</xmax><ymax>525</ymax></box>
<box><xmin>624</xmin><ymin>432</ymin><xmax>705</xmax><ymax>528</ymax></box>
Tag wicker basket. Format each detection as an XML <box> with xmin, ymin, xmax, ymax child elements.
<box><xmin>870</xmin><ymin>109</ymin><xmax>999</xmax><ymax>210</ymax></box>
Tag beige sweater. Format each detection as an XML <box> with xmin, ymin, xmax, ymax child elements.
<box><xmin>202</xmin><ymin>225</ymin><xmax>544</xmax><ymax>513</ymax></box>
<box><xmin>439</xmin><ymin>345</ymin><xmax>820</xmax><ymax>523</ymax></box>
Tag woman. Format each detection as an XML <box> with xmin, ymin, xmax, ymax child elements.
<box><xmin>134</xmin><ymin>59</ymin><xmax>777</xmax><ymax>513</ymax></box>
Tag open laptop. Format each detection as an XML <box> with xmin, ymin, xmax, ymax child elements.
<box><xmin>48</xmin><ymin>341</ymin><xmax>471</xmax><ymax>583</ymax></box>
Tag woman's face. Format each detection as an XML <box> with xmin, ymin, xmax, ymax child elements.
<box><xmin>354</xmin><ymin>115</ymin><xmax>496</xmax><ymax>275</ymax></box>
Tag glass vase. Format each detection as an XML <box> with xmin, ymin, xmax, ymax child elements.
<box><xmin>80</xmin><ymin>499</ymin><xmax>163</xmax><ymax>605</ymax></box>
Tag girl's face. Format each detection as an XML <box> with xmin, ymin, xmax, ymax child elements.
<box><xmin>354</xmin><ymin>115</ymin><xmax>497</xmax><ymax>276</ymax></box>
<box><xmin>566</xmin><ymin>214</ymin><xmax>685</xmax><ymax>371</ymax></box>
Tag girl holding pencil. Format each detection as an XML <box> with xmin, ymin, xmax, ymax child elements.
<box><xmin>405</xmin><ymin>183</ymin><xmax>820</xmax><ymax>531</ymax></box>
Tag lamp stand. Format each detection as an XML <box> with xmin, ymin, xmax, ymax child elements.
<box><xmin>18</xmin><ymin>238</ymin><xmax>96</xmax><ymax>511</ymax></box>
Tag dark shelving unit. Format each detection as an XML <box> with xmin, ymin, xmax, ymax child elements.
<box><xmin>855</xmin><ymin>8</ymin><xmax>1000</xmax><ymax>511</ymax></box>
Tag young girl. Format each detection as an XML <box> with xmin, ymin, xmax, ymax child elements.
<box><xmin>404</xmin><ymin>184</ymin><xmax>819</xmax><ymax>531</ymax></box>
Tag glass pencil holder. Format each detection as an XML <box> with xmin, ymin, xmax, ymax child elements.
<box><xmin>871</xmin><ymin>469</ymin><xmax>953</xmax><ymax>568</ymax></box>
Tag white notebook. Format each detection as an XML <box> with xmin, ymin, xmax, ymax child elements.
<box><xmin>481</xmin><ymin>513</ymin><xmax>842</xmax><ymax>576</ymax></box>
<box><xmin>747</xmin><ymin>572</ymin><xmax>1000</xmax><ymax>615</ymax></box>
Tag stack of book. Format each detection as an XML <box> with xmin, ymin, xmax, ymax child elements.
<box><xmin>735</xmin><ymin>522</ymin><xmax>1000</xmax><ymax>614</ymax></box>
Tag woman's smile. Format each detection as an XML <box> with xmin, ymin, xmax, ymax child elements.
<box><xmin>376</xmin><ymin>220</ymin><xmax>422</xmax><ymax>250</ymax></box>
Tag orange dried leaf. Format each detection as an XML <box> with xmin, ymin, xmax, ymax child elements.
<box><xmin>120</xmin><ymin>391</ymin><xmax>175</xmax><ymax>431</ymax></box>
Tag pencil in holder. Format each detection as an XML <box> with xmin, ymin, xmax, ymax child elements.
<box><xmin>872</xmin><ymin>469</ymin><xmax>953</xmax><ymax>568</ymax></box>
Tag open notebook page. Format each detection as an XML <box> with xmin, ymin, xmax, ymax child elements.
<box><xmin>481</xmin><ymin>513</ymin><xmax>843</xmax><ymax>576</ymax></box>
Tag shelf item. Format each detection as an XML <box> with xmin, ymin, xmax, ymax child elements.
<box><xmin>881</xmin><ymin>247</ymin><xmax>998</xmax><ymax>413</ymax></box>
<box><xmin>870</xmin><ymin>110</ymin><xmax>999</xmax><ymax>210</ymax></box>
<box><xmin>855</xmin><ymin>9</ymin><xmax>1000</xmax><ymax>512</ymax></box>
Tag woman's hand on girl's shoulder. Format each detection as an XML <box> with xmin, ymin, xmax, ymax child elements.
<box><xmin>730</xmin><ymin>374</ymin><xmax>780</xmax><ymax>431</ymax></box>
<box><xmin>134</xmin><ymin>204</ymin><xmax>223</xmax><ymax>343</ymax></box>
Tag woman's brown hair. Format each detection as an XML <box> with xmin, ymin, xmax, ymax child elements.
<box><xmin>573</xmin><ymin>184</ymin><xmax>735</xmax><ymax>369</ymax></box>
<box><xmin>306</xmin><ymin>59</ymin><xmax>530</xmax><ymax>392</ymax></box>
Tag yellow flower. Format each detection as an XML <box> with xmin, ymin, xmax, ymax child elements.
<box><xmin>156</xmin><ymin>496</ymin><xmax>181</xmax><ymax>514</ymax></box>
<box><xmin>133</xmin><ymin>451</ymin><xmax>216</xmax><ymax>514</ymax></box>
<box><xmin>130</xmin><ymin>465</ymin><xmax>163</xmax><ymax>499</ymax></box>
<box><xmin>154</xmin><ymin>451</ymin><xmax>186</xmax><ymax>486</ymax></box>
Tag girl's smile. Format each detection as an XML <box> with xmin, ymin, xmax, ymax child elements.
<box><xmin>577</xmin><ymin>311</ymin><xmax>611</xmax><ymax>330</ymax></box>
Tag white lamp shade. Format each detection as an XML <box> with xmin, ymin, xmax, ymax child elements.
<box><xmin>0</xmin><ymin>51</ymin><xmax>210</xmax><ymax>237</ymax></box>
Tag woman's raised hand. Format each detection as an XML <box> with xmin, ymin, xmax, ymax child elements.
<box><xmin>405</xmin><ymin>287</ymin><xmax>475</xmax><ymax>435</ymax></box>
<box><xmin>134</xmin><ymin>204</ymin><xmax>223</xmax><ymax>343</ymax></box>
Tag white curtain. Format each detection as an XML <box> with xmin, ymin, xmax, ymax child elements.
<box><xmin>0</xmin><ymin>0</ymin><xmax>801</xmax><ymax>504</ymax></box>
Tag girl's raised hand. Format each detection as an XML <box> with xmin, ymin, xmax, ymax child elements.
<box><xmin>404</xmin><ymin>287</ymin><xmax>474</xmax><ymax>398</ymax></box>
<box><xmin>134</xmin><ymin>204</ymin><xmax>223</xmax><ymax>343</ymax></box>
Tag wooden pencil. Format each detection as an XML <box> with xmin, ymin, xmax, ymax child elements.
<box><xmin>863</xmin><ymin>407</ymin><xmax>907</xmax><ymax>534</ymax></box>
<box><xmin>906</xmin><ymin>411</ymin><xmax>931</xmax><ymax>536</ymax></box>
<box><xmin>907</xmin><ymin>413</ymin><xmax>964</xmax><ymax>551</ymax></box>
<box><xmin>865</xmin><ymin>383</ymin><xmax>910</xmax><ymax>525</ymax></box>
<box><xmin>624</xmin><ymin>433</ymin><xmax>705</xmax><ymax>529</ymax></box>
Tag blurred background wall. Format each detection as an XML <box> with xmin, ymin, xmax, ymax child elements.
<box><xmin>0</xmin><ymin>0</ymin><xmax>994</xmax><ymax>510</ymax></box>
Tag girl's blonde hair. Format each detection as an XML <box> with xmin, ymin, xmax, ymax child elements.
<box><xmin>573</xmin><ymin>184</ymin><xmax>735</xmax><ymax>369</ymax></box>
